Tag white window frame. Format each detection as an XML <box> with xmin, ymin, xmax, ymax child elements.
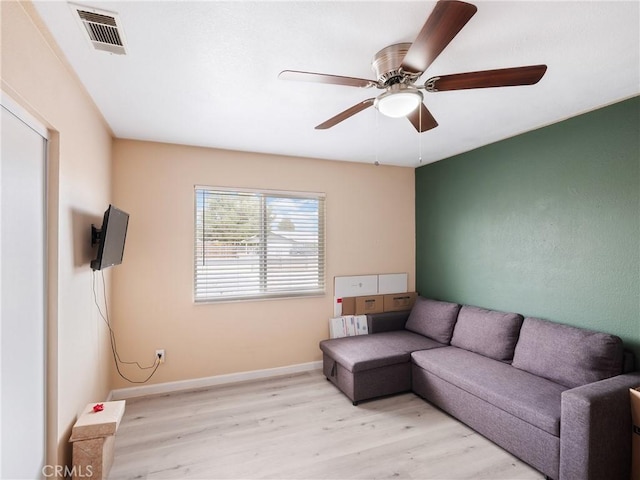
<box><xmin>194</xmin><ymin>186</ymin><xmax>326</xmax><ymax>303</ymax></box>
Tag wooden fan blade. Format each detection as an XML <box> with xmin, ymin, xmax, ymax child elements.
<box><xmin>407</xmin><ymin>103</ymin><xmax>439</xmax><ymax>132</ymax></box>
<box><xmin>426</xmin><ymin>65</ymin><xmax>548</xmax><ymax>91</ymax></box>
<box><xmin>279</xmin><ymin>70</ymin><xmax>377</xmax><ymax>88</ymax></box>
<box><xmin>401</xmin><ymin>0</ymin><xmax>477</xmax><ymax>74</ymax></box>
<box><xmin>315</xmin><ymin>99</ymin><xmax>376</xmax><ymax>130</ymax></box>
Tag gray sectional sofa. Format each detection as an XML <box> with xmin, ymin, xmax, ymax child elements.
<box><xmin>319</xmin><ymin>297</ymin><xmax>640</xmax><ymax>480</ymax></box>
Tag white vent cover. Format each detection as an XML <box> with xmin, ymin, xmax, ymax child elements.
<box><xmin>70</xmin><ymin>4</ymin><xmax>127</xmax><ymax>55</ymax></box>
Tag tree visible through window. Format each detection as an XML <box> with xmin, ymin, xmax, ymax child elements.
<box><xmin>194</xmin><ymin>187</ymin><xmax>325</xmax><ymax>301</ymax></box>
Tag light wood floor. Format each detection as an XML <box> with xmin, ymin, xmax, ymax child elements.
<box><xmin>109</xmin><ymin>371</ymin><xmax>544</xmax><ymax>480</ymax></box>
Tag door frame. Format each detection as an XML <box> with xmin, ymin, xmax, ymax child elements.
<box><xmin>1</xmin><ymin>89</ymin><xmax>50</xmax><ymax>477</ymax></box>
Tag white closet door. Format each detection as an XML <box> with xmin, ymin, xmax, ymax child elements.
<box><xmin>1</xmin><ymin>102</ymin><xmax>47</xmax><ymax>479</ymax></box>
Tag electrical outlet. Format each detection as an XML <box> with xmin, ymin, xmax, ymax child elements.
<box><xmin>155</xmin><ymin>349</ymin><xmax>165</xmax><ymax>364</ymax></box>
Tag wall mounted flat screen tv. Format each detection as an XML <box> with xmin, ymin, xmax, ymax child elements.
<box><xmin>91</xmin><ymin>205</ymin><xmax>129</xmax><ymax>271</ymax></box>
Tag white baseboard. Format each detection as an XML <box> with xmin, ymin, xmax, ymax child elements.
<box><xmin>109</xmin><ymin>360</ymin><xmax>323</xmax><ymax>401</ymax></box>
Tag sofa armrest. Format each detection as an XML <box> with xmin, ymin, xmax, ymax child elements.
<box><xmin>366</xmin><ymin>311</ymin><xmax>410</xmax><ymax>334</ymax></box>
<box><xmin>560</xmin><ymin>372</ymin><xmax>640</xmax><ymax>480</ymax></box>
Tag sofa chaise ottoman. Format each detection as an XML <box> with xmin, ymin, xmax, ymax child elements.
<box><xmin>319</xmin><ymin>297</ymin><xmax>640</xmax><ymax>480</ymax></box>
<box><xmin>320</xmin><ymin>303</ymin><xmax>460</xmax><ymax>405</ymax></box>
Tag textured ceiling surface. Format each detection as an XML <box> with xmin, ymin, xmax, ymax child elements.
<box><xmin>34</xmin><ymin>1</ymin><xmax>640</xmax><ymax>167</ymax></box>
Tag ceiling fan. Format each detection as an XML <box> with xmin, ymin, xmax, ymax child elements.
<box><xmin>279</xmin><ymin>0</ymin><xmax>547</xmax><ymax>132</ymax></box>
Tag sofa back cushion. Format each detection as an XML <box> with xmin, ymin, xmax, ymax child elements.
<box><xmin>450</xmin><ymin>305</ymin><xmax>524</xmax><ymax>362</ymax></box>
<box><xmin>512</xmin><ymin>317</ymin><xmax>624</xmax><ymax>388</ymax></box>
<box><xmin>404</xmin><ymin>297</ymin><xmax>461</xmax><ymax>344</ymax></box>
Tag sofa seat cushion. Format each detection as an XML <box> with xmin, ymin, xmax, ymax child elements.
<box><xmin>320</xmin><ymin>331</ymin><xmax>445</xmax><ymax>373</ymax></box>
<box><xmin>404</xmin><ymin>297</ymin><xmax>461</xmax><ymax>344</ymax></box>
<box><xmin>450</xmin><ymin>305</ymin><xmax>524</xmax><ymax>362</ymax></box>
<box><xmin>512</xmin><ymin>317</ymin><xmax>625</xmax><ymax>389</ymax></box>
<box><xmin>411</xmin><ymin>347</ymin><xmax>566</xmax><ymax>436</ymax></box>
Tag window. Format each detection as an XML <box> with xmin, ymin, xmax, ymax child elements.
<box><xmin>194</xmin><ymin>187</ymin><xmax>325</xmax><ymax>302</ymax></box>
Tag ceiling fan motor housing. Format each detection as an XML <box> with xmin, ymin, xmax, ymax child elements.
<box><xmin>371</xmin><ymin>43</ymin><xmax>414</xmax><ymax>86</ymax></box>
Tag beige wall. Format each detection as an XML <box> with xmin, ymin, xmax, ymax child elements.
<box><xmin>1</xmin><ymin>1</ymin><xmax>113</xmax><ymax>469</ymax></box>
<box><xmin>2</xmin><ymin>0</ymin><xmax>415</xmax><ymax>465</ymax></box>
<box><xmin>112</xmin><ymin>140</ymin><xmax>415</xmax><ymax>388</ymax></box>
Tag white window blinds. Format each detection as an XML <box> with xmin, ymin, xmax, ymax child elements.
<box><xmin>195</xmin><ymin>187</ymin><xmax>326</xmax><ymax>302</ymax></box>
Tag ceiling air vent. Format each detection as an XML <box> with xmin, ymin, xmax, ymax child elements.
<box><xmin>71</xmin><ymin>4</ymin><xmax>127</xmax><ymax>55</ymax></box>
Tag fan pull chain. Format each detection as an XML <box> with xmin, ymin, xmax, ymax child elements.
<box><xmin>374</xmin><ymin>109</ymin><xmax>380</xmax><ymax>166</ymax></box>
<box><xmin>418</xmin><ymin>105</ymin><xmax>423</xmax><ymax>164</ymax></box>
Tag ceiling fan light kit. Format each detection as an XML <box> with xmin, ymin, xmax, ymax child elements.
<box><xmin>375</xmin><ymin>85</ymin><xmax>423</xmax><ymax>118</ymax></box>
<box><xmin>279</xmin><ymin>0</ymin><xmax>547</xmax><ymax>132</ymax></box>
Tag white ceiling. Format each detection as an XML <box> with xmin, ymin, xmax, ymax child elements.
<box><xmin>33</xmin><ymin>1</ymin><xmax>639</xmax><ymax>167</ymax></box>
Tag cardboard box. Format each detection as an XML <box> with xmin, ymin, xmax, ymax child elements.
<box><xmin>340</xmin><ymin>295</ymin><xmax>385</xmax><ymax>315</ymax></box>
<box><xmin>383</xmin><ymin>292</ymin><xmax>417</xmax><ymax>312</ymax></box>
<box><xmin>340</xmin><ymin>297</ymin><xmax>356</xmax><ymax>315</ymax></box>
<box><xmin>631</xmin><ymin>387</ymin><xmax>640</xmax><ymax>480</ymax></box>
<box><xmin>334</xmin><ymin>273</ymin><xmax>410</xmax><ymax>316</ymax></box>
<box><xmin>355</xmin><ymin>295</ymin><xmax>384</xmax><ymax>314</ymax></box>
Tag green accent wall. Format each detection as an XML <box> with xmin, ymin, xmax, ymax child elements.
<box><xmin>416</xmin><ymin>96</ymin><xmax>640</xmax><ymax>358</ymax></box>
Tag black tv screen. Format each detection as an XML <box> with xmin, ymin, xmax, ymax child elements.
<box><xmin>91</xmin><ymin>205</ymin><xmax>129</xmax><ymax>271</ymax></box>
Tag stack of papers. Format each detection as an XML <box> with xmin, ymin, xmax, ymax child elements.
<box><xmin>329</xmin><ymin>315</ymin><xmax>369</xmax><ymax>338</ymax></box>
